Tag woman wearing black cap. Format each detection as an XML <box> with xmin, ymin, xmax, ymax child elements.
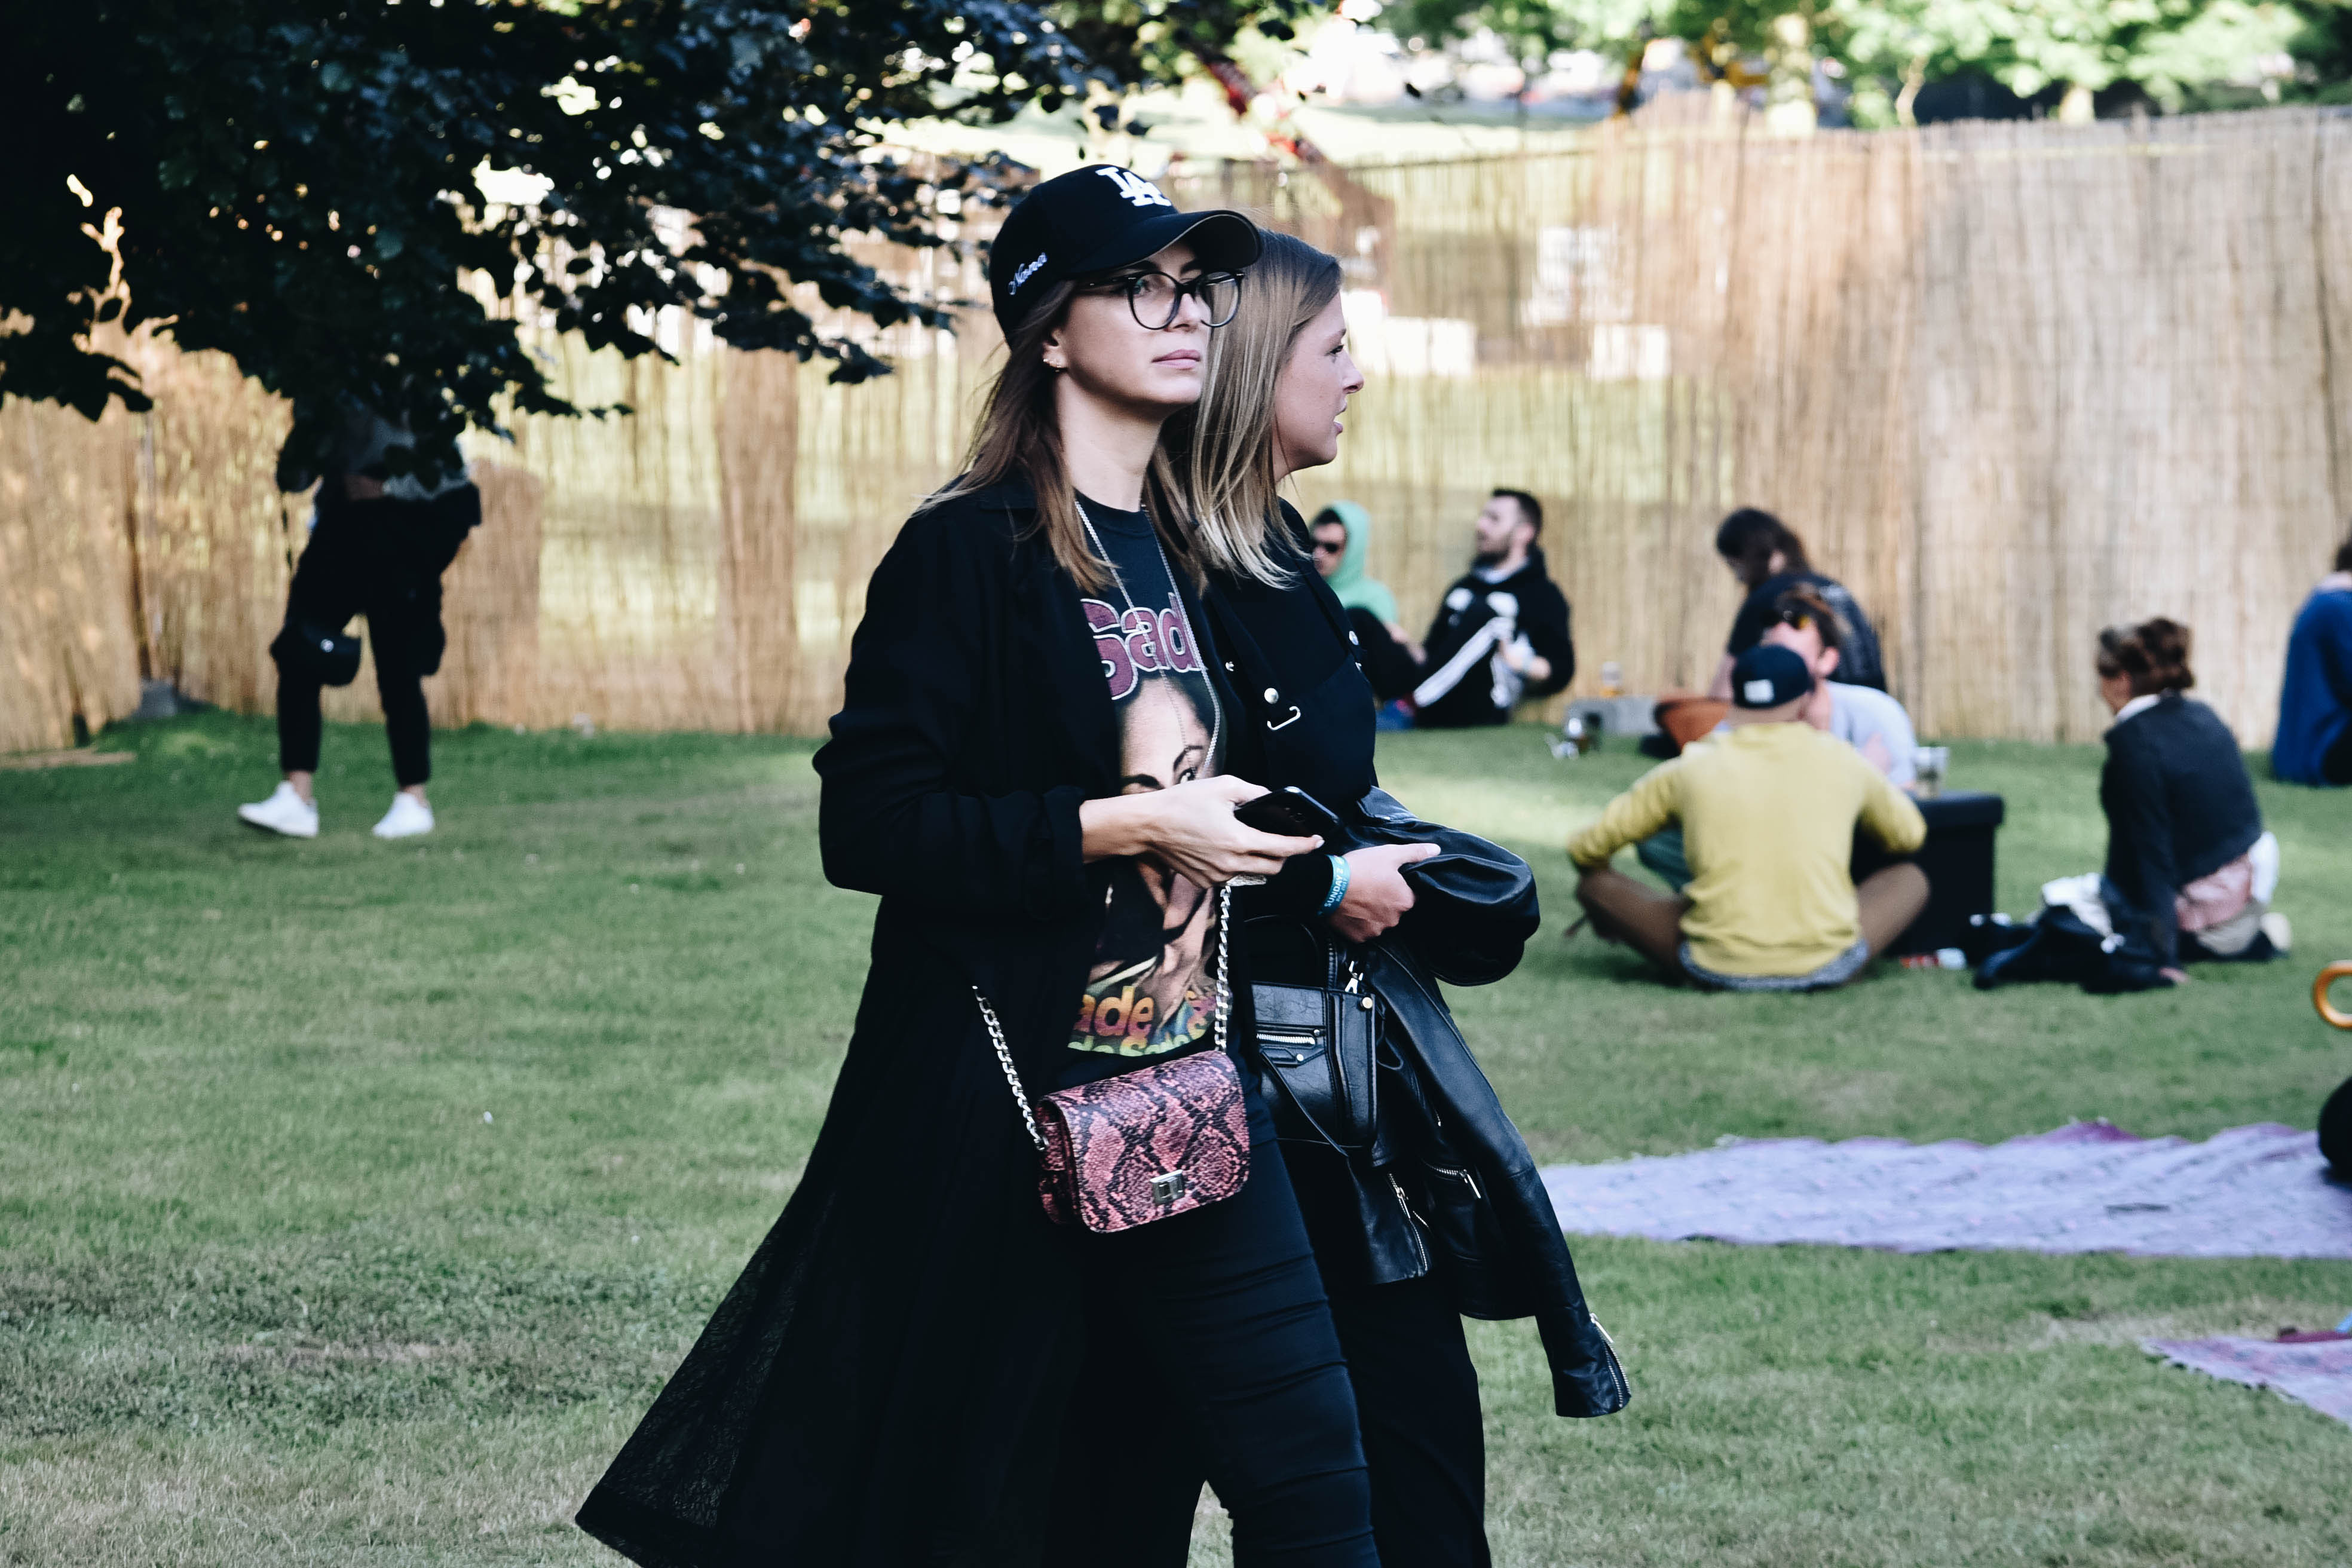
<box><xmin>576</xmin><ymin>169</ymin><xmax>1382</xmax><ymax>1568</ymax></box>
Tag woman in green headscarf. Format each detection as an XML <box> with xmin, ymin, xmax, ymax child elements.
<box><xmin>1308</xmin><ymin>501</ymin><xmax>1420</xmax><ymax>696</ymax></box>
<box><xmin>1309</xmin><ymin>501</ymin><xmax>1396</xmax><ymax>624</ymax></box>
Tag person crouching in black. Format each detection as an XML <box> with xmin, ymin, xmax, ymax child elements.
<box><xmin>1391</xmin><ymin>489</ymin><xmax>1573</xmax><ymax>728</ymax></box>
<box><xmin>237</xmin><ymin>411</ymin><xmax>478</xmax><ymax>840</ymax></box>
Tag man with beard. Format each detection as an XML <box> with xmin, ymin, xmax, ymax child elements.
<box><xmin>1392</xmin><ymin>488</ymin><xmax>1573</xmax><ymax>729</ymax></box>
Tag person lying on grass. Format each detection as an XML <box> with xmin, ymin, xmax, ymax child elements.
<box><xmin>1571</xmin><ymin>644</ymin><xmax>1929</xmax><ymax>992</ymax></box>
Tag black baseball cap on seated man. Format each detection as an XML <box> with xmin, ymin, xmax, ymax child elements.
<box><xmin>1730</xmin><ymin>644</ymin><xmax>1815</xmax><ymax>710</ymax></box>
<box><xmin>988</xmin><ymin>164</ymin><xmax>1262</xmax><ymax>336</ymax></box>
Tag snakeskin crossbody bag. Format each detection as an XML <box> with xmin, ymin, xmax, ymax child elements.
<box><xmin>971</xmin><ymin>883</ymin><xmax>1251</xmax><ymax>1234</ymax></box>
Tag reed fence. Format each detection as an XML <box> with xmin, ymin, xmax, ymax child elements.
<box><xmin>6</xmin><ymin>106</ymin><xmax>2348</xmax><ymax>755</ymax></box>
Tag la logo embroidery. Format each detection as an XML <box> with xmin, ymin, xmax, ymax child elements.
<box><xmin>1096</xmin><ymin>168</ymin><xmax>1174</xmax><ymax>209</ymax></box>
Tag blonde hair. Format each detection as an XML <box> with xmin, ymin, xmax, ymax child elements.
<box><xmin>1163</xmin><ymin>230</ymin><xmax>1345</xmax><ymax>587</ymax></box>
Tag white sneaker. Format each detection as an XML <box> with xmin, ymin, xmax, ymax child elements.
<box><xmin>372</xmin><ymin>793</ymin><xmax>435</xmax><ymax>840</ymax></box>
<box><xmin>237</xmin><ymin>782</ymin><xmax>318</xmax><ymax>838</ymax></box>
<box><xmin>2260</xmin><ymin>911</ymin><xmax>2293</xmax><ymax>954</ymax></box>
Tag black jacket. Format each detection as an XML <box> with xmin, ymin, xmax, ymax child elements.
<box><xmin>2100</xmin><ymin>693</ymin><xmax>2263</xmax><ymax>967</ymax></box>
<box><xmin>1207</xmin><ymin>512</ymin><xmax>1626</xmax><ymax>1420</ymax></box>
<box><xmin>579</xmin><ymin>482</ymin><xmax>1247</xmax><ymax>1567</ymax></box>
<box><xmin>1410</xmin><ymin>549</ymin><xmax>1574</xmax><ymax>727</ymax></box>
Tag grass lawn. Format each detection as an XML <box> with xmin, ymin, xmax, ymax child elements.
<box><xmin>4</xmin><ymin>713</ymin><xmax>2348</xmax><ymax>1566</ymax></box>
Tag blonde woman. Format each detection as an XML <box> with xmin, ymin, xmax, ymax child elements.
<box><xmin>1178</xmin><ymin>231</ymin><xmax>1629</xmax><ymax>1568</ymax></box>
<box><xmin>578</xmin><ymin>171</ymin><xmax>1382</xmax><ymax>1568</ymax></box>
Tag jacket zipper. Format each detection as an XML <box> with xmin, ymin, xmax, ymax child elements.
<box><xmin>1428</xmin><ymin>1162</ymin><xmax>1482</xmax><ymax>1201</ymax></box>
<box><xmin>1387</xmin><ymin>1174</ymin><xmax>1431</xmax><ymax>1272</ymax></box>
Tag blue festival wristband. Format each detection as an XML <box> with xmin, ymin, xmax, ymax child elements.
<box><xmin>1316</xmin><ymin>854</ymin><xmax>1351</xmax><ymax>917</ymax></box>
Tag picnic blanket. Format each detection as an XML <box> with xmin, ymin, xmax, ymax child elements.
<box><xmin>1540</xmin><ymin>1120</ymin><xmax>2352</xmax><ymax>1259</ymax></box>
<box><xmin>2142</xmin><ymin>1335</ymin><xmax>2352</xmax><ymax>1429</ymax></box>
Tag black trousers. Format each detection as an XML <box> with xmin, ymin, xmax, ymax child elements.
<box><xmin>1326</xmin><ymin>1272</ymin><xmax>1488</xmax><ymax>1568</ymax></box>
<box><xmin>2326</xmin><ymin>723</ymin><xmax>2352</xmax><ymax>786</ymax></box>
<box><xmin>272</xmin><ymin>489</ymin><xmax>475</xmax><ymax>788</ymax></box>
<box><xmin>1043</xmin><ymin>1098</ymin><xmax>1379</xmax><ymax>1568</ymax></box>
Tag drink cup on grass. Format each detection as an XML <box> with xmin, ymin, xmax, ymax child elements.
<box><xmin>1913</xmin><ymin>745</ymin><xmax>1949</xmax><ymax>798</ymax></box>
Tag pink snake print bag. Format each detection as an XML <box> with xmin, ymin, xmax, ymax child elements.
<box><xmin>972</xmin><ymin>886</ymin><xmax>1251</xmax><ymax>1233</ymax></box>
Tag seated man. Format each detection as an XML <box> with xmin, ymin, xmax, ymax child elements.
<box><xmin>1767</xmin><ymin>584</ymin><xmax>1919</xmax><ymax>783</ymax></box>
<box><xmin>1635</xmin><ymin>584</ymin><xmax>1919</xmax><ymax>890</ymax></box>
<box><xmin>1573</xmin><ymin>645</ymin><xmax>1930</xmax><ymax>991</ymax></box>
<box><xmin>1397</xmin><ymin>488</ymin><xmax>1573</xmax><ymax>728</ymax></box>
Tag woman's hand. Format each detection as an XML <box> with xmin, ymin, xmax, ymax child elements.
<box><xmin>1080</xmin><ymin>776</ymin><xmax>1321</xmax><ymax>887</ymax></box>
<box><xmin>1327</xmin><ymin>843</ymin><xmax>1441</xmax><ymax>943</ymax></box>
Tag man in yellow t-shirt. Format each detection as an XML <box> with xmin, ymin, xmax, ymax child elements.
<box><xmin>1569</xmin><ymin>645</ymin><xmax>1930</xmax><ymax>990</ymax></box>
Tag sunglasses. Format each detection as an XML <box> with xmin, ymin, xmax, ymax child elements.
<box><xmin>1083</xmin><ymin>269</ymin><xmax>1245</xmax><ymax>330</ymax></box>
<box><xmin>1310</xmin><ymin>537</ymin><xmax>1347</xmax><ymax>556</ymax></box>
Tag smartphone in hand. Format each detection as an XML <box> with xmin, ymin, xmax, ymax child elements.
<box><xmin>1233</xmin><ymin>786</ymin><xmax>1344</xmax><ymax>844</ymax></box>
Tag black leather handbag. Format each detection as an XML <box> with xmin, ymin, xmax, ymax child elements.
<box><xmin>1251</xmin><ymin>954</ymin><xmax>1380</xmax><ymax>1153</ymax></box>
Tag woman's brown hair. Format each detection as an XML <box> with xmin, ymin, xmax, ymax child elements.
<box><xmin>920</xmin><ymin>280</ymin><xmax>1197</xmax><ymax>593</ymax></box>
<box><xmin>2097</xmin><ymin>618</ymin><xmax>2195</xmax><ymax>696</ymax></box>
<box><xmin>1715</xmin><ymin>507</ymin><xmax>1812</xmax><ymax>584</ymax></box>
<box><xmin>1161</xmin><ymin>229</ymin><xmax>1346</xmax><ymax>587</ymax></box>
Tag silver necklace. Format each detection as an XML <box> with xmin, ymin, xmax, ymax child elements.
<box><xmin>1075</xmin><ymin>498</ymin><xmax>1223</xmax><ymax>765</ymax></box>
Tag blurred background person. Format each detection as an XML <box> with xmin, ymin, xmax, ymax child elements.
<box><xmin>1983</xmin><ymin>618</ymin><xmax>2287</xmax><ymax>991</ymax></box>
<box><xmin>1392</xmin><ymin>488</ymin><xmax>1573</xmax><ymax>729</ymax></box>
<box><xmin>1710</xmin><ymin>507</ymin><xmax>1885</xmax><ymax>694</ymax></box>
<box><xmin>1309</xmin><ymin>502</ymin><xmax>1408</xmax><ymax>644</ymax></box>
<box><xmin>1636</xmin><ymin>583</ymin><xmax>1919</xmax><ymax>893</ymax></box>
<box><xmin>1308</xmin><ymin>501</ymin><xmax>1422</xmax><ymax>702</ymax></box>
<box><xmin>2272</xmin><ymin>528</ymin><xmax>2352</xmax><ymax>786</ymax></box>
<box><xmin>237</xmin><ymin>409</ymin><xmax>479</xmax><ymax>841</ymax></box>
<box><xmin>1761</xmin><ymin>584</ymin><xmax>1918</xmax><ymax>786</ymax></box>
<box><xmin>1573</xmin><ymin>645</ymin><xmax>1928</xmax><ymax>991</ymax></box>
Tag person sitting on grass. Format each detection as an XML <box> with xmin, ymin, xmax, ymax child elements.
<box><xmin>1634</xmin><ymin>584</ymin><xmax>1921</xmax><ymax>892</ymax></box>
<box><xmin>2272</xmin><ymin>527</ymin><xmax>2352</xmax><ymax>787</ymax></box>
<box><xmin>1307</xmin><ymin>501</ymin><xmax>1421</xmax><ymax>701</ymax></box>
<box><xmin>1389</xmin><ymin>488</ymin><xmax>1574</xmax><ymax>728</ymax></box>
<box><xmin>1572</xmin><ymin>644</ymin><xmax>1929</xmax><ymax>991</ymax></box>
<box><xmin>1710</xmin><ymin>507</ymin><xmax>1885</xmax><ymax>694</ymax></box>
<box><xmin>1764</xmin><ymin>584</ymin><xmax>1919</xmax><ymax>782</ymax></box>
<box><xmin>1980</xmin><ymin>618</ymin><xmax>2287</xmax><ymax>991</ymax></box>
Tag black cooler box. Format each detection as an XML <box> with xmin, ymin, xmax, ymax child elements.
<box><xmin>1851</xmin><ymin>789</ymin><xmax>2005</xmax><ymax>957</ymax></box>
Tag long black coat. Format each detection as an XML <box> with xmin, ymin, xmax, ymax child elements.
<box><xmin>578</xmin><ymin>481</ymin><xmax>1248</xmax><ymax>1567</ymax></box>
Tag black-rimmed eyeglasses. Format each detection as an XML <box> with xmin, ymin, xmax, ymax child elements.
<box><xmin>1084</xmin><ymin>270</ymin><xmax>1244</xmax><ymax>330</ymax></box>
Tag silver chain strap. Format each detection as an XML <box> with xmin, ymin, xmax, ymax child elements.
<box><xmin>972</xmin><ymin>984</ymin><xmax>1049</xmax><ymax>1154</ymax></box>
<box><xmin>1212</xmin><ymin>880</ymin><xmax>1232</xmax><ymax>1057</ymax></box>
<box><xmin>977</xmin><ymin>882</ymin><xmax>1233</xmax><ymax>1155</ymax></box>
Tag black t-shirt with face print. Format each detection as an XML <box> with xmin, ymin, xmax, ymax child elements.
<box><xmin>1060</xmin><ymin>496</ymin><xmax>1227</xmax><ymax>1088</ymax></box>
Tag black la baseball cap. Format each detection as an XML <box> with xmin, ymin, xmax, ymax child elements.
<box><xmin>1731</xmin><ymin>644</ymin><xmax>1815</xmax><ymax>709</ymax></box>
<box><xmin>988</xmin><ymin>164</ymin><xmax>1261</xmax><ymax>337</ymax></box>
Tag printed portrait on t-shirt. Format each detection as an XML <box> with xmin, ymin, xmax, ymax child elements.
<box><xmin>1071</xmin><ymin>589</ymin><xmax>1224</xmax><ymax>1059</ymax></box>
